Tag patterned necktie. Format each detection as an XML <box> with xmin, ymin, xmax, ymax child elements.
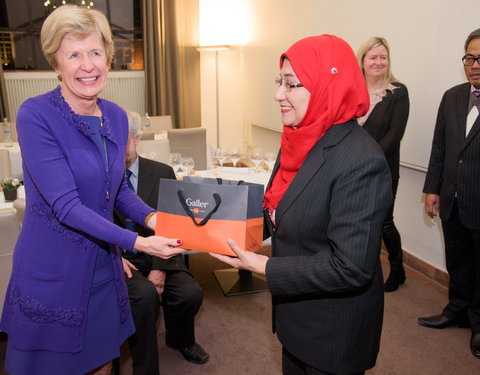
<box><xmin>473</xmin><ymin>90</ymin><xmax>480</xmax><ymax>99</ymax></box>
<box><xmin>125</xmin><ymin>169</ymin><xmax>137</xmax><ymax>233</ymax></box>
<box><xmin>126</xmin><ymin>169</ymin><xmax>135</xmax><ymax>192</ymax></box>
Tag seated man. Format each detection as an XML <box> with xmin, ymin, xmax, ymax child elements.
<box><xmin>115</xmin><ymin>110</ymin><xmax>209</xmax><ymax>375</ymax></box>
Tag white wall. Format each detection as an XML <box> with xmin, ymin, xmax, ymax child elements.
<box><xmin>199</xmin><ymin>0</ymin><xmax>480</xmax><ymax>271</ymax></box>
<box><xmin>396</xmin><ymin>167</ymin><xmax>445</xmax><ymax>271</ymax></box>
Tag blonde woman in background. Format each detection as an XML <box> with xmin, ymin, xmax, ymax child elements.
<box><xmin>356</xmin><ymin>37</ymin><xmax>410</xmax><ymax>292</ymax></box>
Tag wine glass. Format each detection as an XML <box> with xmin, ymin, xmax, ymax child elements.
<box><xmin>250</xmin><ymin>148</ymin><xmax>264</xmax><ymax>173</ymax></box>
<box><xmin>229</xmin><ymin>147</ymin><xmax>241</xmax><ymax>168</ymax></box>
<box><xmin>214</xmin><ymin>148</ymin><xmax>226</xmax><ymax>169</ymax></box>
<box><xmin>169</xmin><ymin>153</ymin><xmax>182</xmax><ymax>175</ymax></box>
<box><xmin>264</xmin><ymin>151</ymin><xmax>276</xmax><ymax>171</ymax></box>
<box><xmin>181</xmin><ymin>156</ymin><xmax>195</xmax><ymax>176</ymax></box>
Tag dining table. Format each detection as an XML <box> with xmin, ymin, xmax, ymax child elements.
<box><xmin>194</xmin><ymin>166</ymin><xmax>272</xmax><ymax>188</ymax></box>
<box><xmin>192</xmin><ymin>166</ymin><xmax>273</xmax><ymax>296</ymax></box>
<box><xmin>0</xmin><ymin>186</ymin><xmax>25</xmax><ymax>210</ymax></box>
<box><xmin>0</xmin><ymin>142</ymin><xmax>23</xmax><ymax>181</ymax></box>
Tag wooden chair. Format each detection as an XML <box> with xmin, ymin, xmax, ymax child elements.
<box><xmin>167</xmin><ymin>128</ymin><xmax>207</xmax><ymax>170</ymax></box>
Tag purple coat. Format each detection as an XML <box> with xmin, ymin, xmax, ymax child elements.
<box><xmin>0</xmin><ymin>86</ymin><xmax>153</xmax><ymax>352</ymax></box>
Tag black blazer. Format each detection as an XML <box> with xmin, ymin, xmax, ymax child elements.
<box><xmin>265</xmin><ymin>122</ymin><xmax>391</xmax><ymax>374</ymax></box>
<box><xmin>424</xmin><ymin>82</ymin><xmax>480</xmax><ymax>228</ymax></box>
<box><xmin>115</xmin><ymin>156</ymin><xmax>188</xmax><ymax>272</ymax></box>
<box><xmin>362</xmin><ymin>82</ymin><xmax>409</xmax><ymax>180</ymax></box>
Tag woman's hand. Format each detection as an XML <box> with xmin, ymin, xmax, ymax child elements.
<box><xmin>122</xmin><ymin>257</ymin><xmax>138</xmax><ymax>278</ymax></box>
<box><xmin>209</xmin><ymin>239</ymin><xmax>269</xmax><ymax>275</ymax></box>
<box><xmin>133</xmin><ymin>235</ymin><xmax>186</xmax><ymax>259</ymax></box>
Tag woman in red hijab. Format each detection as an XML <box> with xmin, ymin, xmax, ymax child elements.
<box><xmin>211</xmin><ymin>35</ymin><xmax>391</xmax><ymax>375</ymax></box>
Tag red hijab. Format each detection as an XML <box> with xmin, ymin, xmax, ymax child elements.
<box><xmin>263</xmin><ymin>35</ymin><xmax>370</xmax><ymax>213</ymax></box>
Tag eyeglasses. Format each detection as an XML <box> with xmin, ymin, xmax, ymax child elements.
<box><xmin>275</xmin><ymin>77</ymin><xmax>304</xmax><ymax>92</ymax></box>
<box><xmin>462</xmin><ymin>55</ymin><xmax>480</xmax><ymax>66</ymax></box>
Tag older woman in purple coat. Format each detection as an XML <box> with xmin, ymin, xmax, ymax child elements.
<box><xmin>0</xmin><ymin>5</ymin><xmax>185</xmax><ymax>375</ymax></box>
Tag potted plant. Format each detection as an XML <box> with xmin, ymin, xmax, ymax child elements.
<box><xmin>1</xmin><ymin>177</ymin><xmax>21</xmax><ymax>202</ymax></box>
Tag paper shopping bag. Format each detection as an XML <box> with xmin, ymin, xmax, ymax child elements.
<box><xmin>155</xmin><ymin>176</ymin><xmax>264</xmax><ymax>256</ymax></box>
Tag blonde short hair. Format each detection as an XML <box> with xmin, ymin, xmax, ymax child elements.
<box><xmin>41</xmin><ymin>4</ymin><xmax>114</xmax><ymax>69</ymax></box>
<box><xmin>356</xmin><ymin>36</ymin><xmax>398</xmax><ymax>85</ymax></box>
<box><xmin>126</xmin><ymin>110</ymin><xmax>144</xmax><ymax>138</ymax></box>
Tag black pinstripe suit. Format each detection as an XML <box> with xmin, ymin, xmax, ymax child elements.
<box><xmin>265</xmin><ymin>121</ymin><xmax>391</xmax><ymax>374</ymax></box>
<box><xmin>423</xmin><ymin>82</ymin><xmax>480</xmax><ymax>330</ymax></box>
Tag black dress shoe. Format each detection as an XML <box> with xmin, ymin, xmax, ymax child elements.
<box><xmin>418</xmin><ymin>314</ymin><xmax>470</xmax><ymax>329</ymax></box>
<box><xmin>471</xmin><ymin>333</ymin><xmax>480</xmax><ymax>358</ymax></box>
<box><xmin>178</xmin><ymin>343</ymin><xmax>209</xmax><ymax>364</ymax></box>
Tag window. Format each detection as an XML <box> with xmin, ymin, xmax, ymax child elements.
<box><xmin>0</xmin><ymin>0</ymin><xmax>143</xmax><ymax>70</ymax></box>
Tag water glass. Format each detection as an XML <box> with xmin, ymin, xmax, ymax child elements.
<box><xmin>250</xmin><ymin>148</ymin><xmax>264</xmax><ymax>173</ymax></box>
<box><xmin>181</xmin><ymin>156</ymin><xmax>195</xmax><ymax>176</ymax></box>
<box><xmin>169</xmin><ymin>153</ymin><xmax>182</xmax><ymax>175</ymax></box>
<box><xmin>264</xmin><ymin>152</ymin><xmax>276</xmax><ymax>171</ymax></box>
<box><xmin>229</xmin><ymin>147</ymin><xmax>241</xmax><ymax>168</ymax></box>
<box><xmin>214</xmin><ymin>148</ymin><xmax>226</xmax><ymax>169</ymax></box>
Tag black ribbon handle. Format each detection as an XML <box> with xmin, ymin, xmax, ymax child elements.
<box><xmin>177</xmin><ymin>190</ymin><xmax>222</xmax><ymax>226</ymax></box>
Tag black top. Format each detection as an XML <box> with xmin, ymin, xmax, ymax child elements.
<box><xmin>362</xmin><ymin>82</ymin><xmax>410</xmax><ymax>180</ymax></box>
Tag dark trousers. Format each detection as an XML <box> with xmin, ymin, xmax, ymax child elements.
<box><xmin>282</xmin><ymin>348</ymin><xmax>365</xmax><ymax>375</ymax></box>
<box><xmin>125</xmin><ymin>269</ymin><xmax>203</xmax><ymax>375</ymax></box>
<box><xmin>442</xmin><ymin>202</ymin><xmax>480</xmax><ymax>332</ymax></box>
<box><xmin>383</xmin><ymin>179</ymin><xmax>403</xmax><ymax>269</ymax></box>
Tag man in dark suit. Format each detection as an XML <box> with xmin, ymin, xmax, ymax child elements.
<box><xmin>420</xmin><ymin>28</ymin><xmax>480</xmax><ymax>359</ymax></box>
<box><xmin>115</xmin><ymin>111</ymin><xmax>209</xmax><ymax>374</ymax></box>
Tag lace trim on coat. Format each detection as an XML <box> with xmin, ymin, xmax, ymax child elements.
<box><xmin>30</xmin><ymin>202</ymin><xmax>96</xmax><ymax>249</ymax></box>
<box><xmin>118</xmin><ymin>289</ymin><xmax>130</xmax><ymax>323</ymax></box>
<box><xmin>47</xmin><ymin>86</ymin><xmax>115</xmax><ymax>143</ymax></box>
<box><xmin>8</xmin><ymin>285</ymin><xmax>86</xmax><ymax>327</ymax></box>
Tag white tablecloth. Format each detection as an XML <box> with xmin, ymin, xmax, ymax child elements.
<box><xmin>0</xmin><ymin>142</ymin><xmax>22</xmax><ymax>180</ymax></box>
<box><xmin>194</xmin><ymin>167</ymin><xmax>272</xmax><ymax>189</ymax></box>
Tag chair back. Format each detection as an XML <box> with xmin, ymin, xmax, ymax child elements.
<box><xmin>0</xmin><ymin>149</ymin><xmax>12</xmax><ymax>181</ymax></box>
<box><xmin>13</xmin><ymin>198</ymin><xmax>26</xmax><ymax>225</ymax></box>
<box><xmin>167</xmin><ymin>128</ymin><xmax>207</xmax><ymax>170</ymax></box>
<box><xmin>140</xmin><ymin>132</ymin><xmax>155</xmax><ymax>140</ymax></box>
<box><xmin>143</xmin><ymin>116</ymin><xmax>173</xmax><ymax>134</ymax></box>
<box><xmin>0</xmin><ymin>208</ymin><xmax>21</xmax><ymax>312</ymax></box>
<box><xmin>137</xmin><ymin>139</ymin><xmax>171</xmax><ymax>164</ymax></box>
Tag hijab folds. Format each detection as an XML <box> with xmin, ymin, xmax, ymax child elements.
<box><xmin>263</xmin><ymin>35</ymin><xmax>370</xmax><ymax>213</ymax></box>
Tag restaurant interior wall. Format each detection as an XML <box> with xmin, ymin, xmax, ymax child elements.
<box><xmin>199</xmin><ymin>0</ymin><xmax>480</xmax><ymax>273</ymax></box>
<box><xmin>199</xmin><ymin>0</ymin><xmax>251</xmax><ymax>150</ymax></box>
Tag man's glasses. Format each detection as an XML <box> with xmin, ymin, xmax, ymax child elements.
<box><xmin>462</xmin><ymin>55</ymin><xmax>480</xmax><ymax>66</ymax></box>
<box><xmin>275</xmin><ymin>77</ymin><xmax>304</xmax><ymax>92</ymax></box>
